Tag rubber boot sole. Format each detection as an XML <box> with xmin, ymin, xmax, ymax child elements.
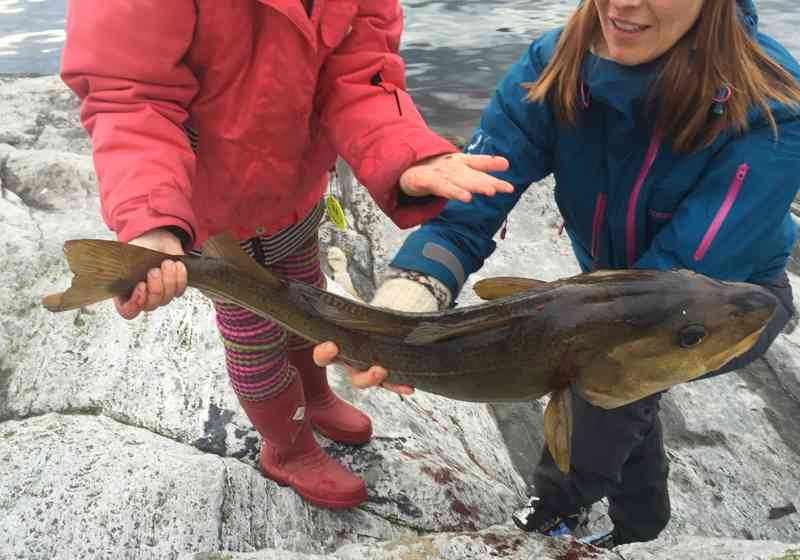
<box><xmin>260</xmin><ymin>464</ymin><xmax>368</xmax><ymax>510</ymax></box>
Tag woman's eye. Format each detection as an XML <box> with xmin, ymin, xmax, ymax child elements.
<box><xmin>678</xmin><ymin>324</ymin><xmax>706</xmax><ymax>348</ymax></box>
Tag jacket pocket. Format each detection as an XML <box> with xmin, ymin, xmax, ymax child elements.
<box><xmin>648</xmin><ymin>209</ymin><xmax>673</xmax><ymax>221</ymax></box>
<box><xmin>694</xmin><ymin>163</ymin><xmax>749</xmax><ymax>262</ymax></box>
<box><xmin>645</xmin><ymin>208</ymin><xmax>673</xmax><ymax>241</ymax></box>
<box><xmin>320</xmin><ymin>1</ymin><xmax>357</xmax><ymax>48</ymax></box>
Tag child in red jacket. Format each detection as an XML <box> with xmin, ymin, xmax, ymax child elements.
<box><xmin>60</xmin><ymin>0</ymin><xmax>512</xmax><ymax>509</ymax></box>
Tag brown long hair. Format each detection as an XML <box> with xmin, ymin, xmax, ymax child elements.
<box><xmin>525</xmin><ymin>0</ymin><xmax>800</xmax><ymax>152</ymax></box>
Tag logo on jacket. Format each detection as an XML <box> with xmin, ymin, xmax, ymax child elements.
<box><xmin>466</xmin><ymin>133</ymin><xmax>486</xmax><ymax>154</ymax></box>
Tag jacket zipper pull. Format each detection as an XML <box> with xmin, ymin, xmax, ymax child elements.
<box><xmin>500</xmin><ymin>219</ymin><xmax>508</xmax><ymax>240</ymax></box>
<box><xmin>711</xmin><ymin>84</ymin><xmax>732</xmax><ymax>116</ymax></box>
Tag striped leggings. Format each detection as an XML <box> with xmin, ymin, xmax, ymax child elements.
<box><xmin>211</xmin><ymin>228</ymin><xmax>325</xmax><ymax>402</ymax></box>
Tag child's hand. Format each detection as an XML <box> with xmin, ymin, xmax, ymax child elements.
<box><xmin>114</xmin><ymin>229</ymin><xmax>187</xmax><ymax>320</ymax></box>
<box><xmin>312</xmin><ymin>341</ymin><xmax>415</xmax><ymax>396</ymax></box>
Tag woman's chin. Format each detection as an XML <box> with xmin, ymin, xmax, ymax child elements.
<box><xmin>604</xmin><ymin>46</ymin><xmax>660</xmax><ymax>66</ymax></box>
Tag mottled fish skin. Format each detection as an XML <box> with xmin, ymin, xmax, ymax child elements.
<box><xmin>42</xmin><ymin>237</ymin><xmax>778</xmax><ymax>410</ymax></box>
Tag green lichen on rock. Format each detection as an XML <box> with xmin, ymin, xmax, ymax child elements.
<box><xmin>771</xmin><ymin>550</ymin><xmax>800</xmax><ymax>560</ymax></box>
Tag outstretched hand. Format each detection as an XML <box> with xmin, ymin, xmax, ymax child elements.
<box><xmin>313</xmin><ymin>341</ymin><xmax>415</xmax><ymax>396</ymax></box>
<box><xmin>399</xmin><ymin>153</ymin><xmax>513</xmax><ymax>203</ymax></box>
<box><xmin>114</xmin><ymin>228</ymin><xmax>187</xmax><ymax>320</ymax></box>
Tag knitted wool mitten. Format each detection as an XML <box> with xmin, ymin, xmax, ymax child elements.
<box><xmin>370</xmin><ymin>269</ymin><xmax>452</xmax><ymax>312</ymax></box>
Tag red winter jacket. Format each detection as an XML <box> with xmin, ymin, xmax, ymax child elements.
<box><xmin>60</xmin><ymin>0</ymin><xmax>455</xmax><ymax>247</ymax></box>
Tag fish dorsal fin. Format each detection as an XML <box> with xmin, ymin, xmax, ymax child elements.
<box><xmin>473</xmin><ymin>276</ymin><xmax>550</xmax><ymax>301</ymax></box>
<box><xmin>202</xmin><ymin>233</ymin><xmax>282</xmax><ymax>288</ymax></box>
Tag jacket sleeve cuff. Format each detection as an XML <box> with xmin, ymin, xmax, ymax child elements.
<box><xmin>360</xmin><ymin>132</ymin><xmax>458</xmax><ymax>229</ymax></box>
<box><xmin>109</xmin><ymin>187</ymin><xmax>198</xmax><ymax>248</ymax></box>
<box><xmin>162</xmin><ymin>226</ymin><xmax>193</xmax><ymax>251</ymax></box>
<box><xmin>389</xmin><ymin>232</ymin><xmax>474</xmax><ymax>299</ymax></box>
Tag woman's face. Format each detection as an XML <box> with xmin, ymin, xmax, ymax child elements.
<box><xmin>593</xmin><ymin>0</ymin><xmax>705</xmax><ymax>65</ymax></box>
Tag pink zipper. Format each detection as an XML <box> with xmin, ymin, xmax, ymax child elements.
<box><xmin>591</xmin><ymin>192</ymin><xmax>607</xmax><ymax>266</ymax></box>
<box><xmin>626</xmin><ymin>132</ymin><xmax>663</xmax><ymax>266</ymax></box>
<box><xmin>694</xmin><ymin>163</ymin><xmax>749</xmax><ymax>262</ymax></box>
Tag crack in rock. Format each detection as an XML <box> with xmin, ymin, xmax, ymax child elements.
<box><xmin>0</xmin><ymin>365</ymin><xmax>13</xmax><ymax>423</ymax></box>
<box><xmin>0</xmin><ymin>152</ymin><xmax>9</xmax><ymax>199</ymax></box>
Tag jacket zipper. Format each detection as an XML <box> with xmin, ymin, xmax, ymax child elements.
<box><xmin>591</xmin><ymin>192</ymin><xmax>607</xmax><ymax>269</ymax></box>
<box><xmin>626</xmin><ymin>131</ymin><xmax>663</xmax><ymax>266</ymax></box>
<box><xmin>694</xmin><ymin>163</ymin><xmax>749</xmax><ymax>262</ymax></box>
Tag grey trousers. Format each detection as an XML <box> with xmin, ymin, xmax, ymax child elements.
<box><xmin>532</xmin><ymin>272</ymin><xmax>795</xmax><ymax>544</ymax></box>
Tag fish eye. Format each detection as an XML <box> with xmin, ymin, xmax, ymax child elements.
<box><xmin>678</xmin><ymin>324</ymin><xmax>706</xmax><ymax>349</ymax></box>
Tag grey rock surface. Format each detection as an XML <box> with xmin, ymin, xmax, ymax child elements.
<box><xmin>179</xmin><ymin>525</ymin><xmax>623</xmax><ymax>560</ymax></box>
<box><xmin>2</xmin><ymin>75</ymin><xmax>800</xmax><ymax>560</ymax></box>
<box><xmin>619</xmin><ymin>536</ymin><xmax>800</xmax><ymax>559</ymax></box>
<box><xmin>0</xmin><ymin>74</ymin><xmax>90</xmax><ymax>154</ymax></box>
<box><xmin>1</xmin><ymin>413</ymin><xmax>224</xmax><ymax>559</ymax></box>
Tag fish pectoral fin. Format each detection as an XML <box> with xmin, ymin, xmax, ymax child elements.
<box><xmin>403</xmin><ymin>315</ymin><xmax>512</xmax><ymax>344</ymax></box>
<box><xmin>473</xmin><ymin>276</ymin><xmax>550</xmax><ymax>301</ymax></box>
<box><xmin>202</xmin><ymin>232</ymin><xmax>281</xmax><ymax>288</ymax></box>
<box><xmin>543</xmin><ymin>387</ymin><xmax>573</xmax><ymax>473</ymax></box>
<box><xmin>403</xmin><ymin>322</ymin><xmax>453</xmax><ymax>345</ymax></box>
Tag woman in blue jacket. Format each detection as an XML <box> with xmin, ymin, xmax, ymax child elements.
<box><xmin>315</xmin><ymin>0</ymin><xmax>800</xmax><ymax>547</ymax></box>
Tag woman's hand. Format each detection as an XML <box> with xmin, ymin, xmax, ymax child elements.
<box><xmin>312</xmin><ymin>341</ymin><xmax>415</xmax><ymax>396</ymax></box>
<box><xmin>114</xmin><ymin>228</ymin><xmax>188</xmax><ymax>320</ymax></box>
<box><xmin>399</xmin><ymin>152</ymin><xmax>513</xmax><ymax>203</ymax></box>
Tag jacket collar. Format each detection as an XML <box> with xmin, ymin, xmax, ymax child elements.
<box><xmin>579</xmin><ymin>52</ymin><xmax>659</xmax><ymax>126</ymax></box>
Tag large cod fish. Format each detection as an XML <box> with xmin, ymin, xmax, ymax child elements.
<box><xmin>42</xmin><ymin>234</ymin><xmax>778</xmax><ymax>472</ymax></box>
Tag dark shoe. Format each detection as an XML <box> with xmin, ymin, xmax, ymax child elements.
<box><xmin>511</xmin><ymin>497</ymin><xmax>588</xmax><ymax>536</ymax></box>
<box><xmin>579</xmin><ymin>529</ymin><xmax>618</xmax><ymax>549</ymax></box>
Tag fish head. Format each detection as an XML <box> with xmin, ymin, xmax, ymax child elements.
<box><xmin>574</xmin><ymin>269</ymin><xmax>778</xmax><ymax>409</ymax></box>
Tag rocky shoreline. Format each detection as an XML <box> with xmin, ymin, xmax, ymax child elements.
<box><xmin>1</xmin><ymin>75</ymin><xmax>799</xmax><ymax>560</ymax></box>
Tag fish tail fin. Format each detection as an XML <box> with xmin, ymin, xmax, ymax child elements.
<box><xmin>42</xmin><ymin>239</ymin><xmax>172</xmax><ymax>312</ymax></box>
<box><xmin>543</xmin><ymin>387</ymin><xmax>573</xmax><ymax>473</ymax></box>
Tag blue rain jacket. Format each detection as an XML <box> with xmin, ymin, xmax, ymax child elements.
<box><xmin>392</xmin><ymin>0</ymin><xmax>800</xmax><ymax>300</ymax></box>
